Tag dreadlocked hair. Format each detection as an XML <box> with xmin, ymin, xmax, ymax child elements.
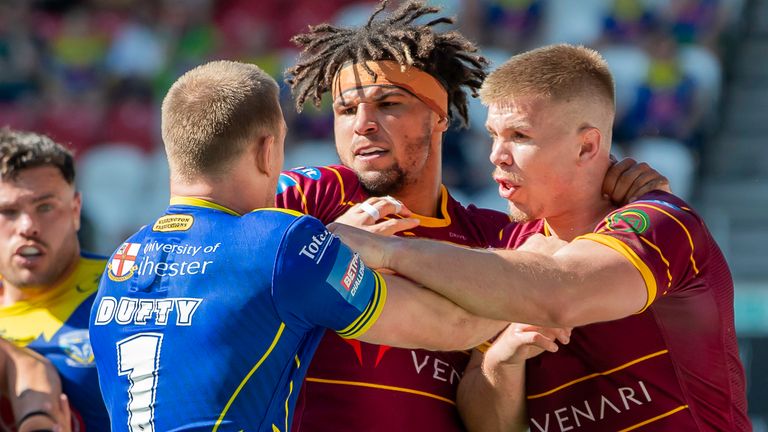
<box><xmin>285</xmin><ymin>0</ymin><xmax>488</xmax><ymax>127</ymax></box>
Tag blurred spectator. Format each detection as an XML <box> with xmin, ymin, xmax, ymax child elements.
<box><xmin>105</xmin><ymin>1</ymin><xmax>167</xmax><ymax>79</ymax></box>
<box><xmin>663</xmin><ymin>0</ymin><xmax>725</xmax><ymax>48</ymax></box>
<box><xmin>48</xmin><ymin>8</ymin><xmax>109</xmax><ymax>93</ymax></box>
<box><xmin>600</xmin><ymin>0</ymin><xmax>657</xmax><ymax>45</ymax></box>
<box><xmin>616</xmin><ymin>31</ymin><xmax>703</xmax><ymax>144</ymax></box>
<box><xmin>0</xmin><ymin>1</ymin><xmax>41</xmax><ymax>102</ymax></box>
<box><xmin>615</xmin><ymin>31</ymin><xmax>703</xmax><ymax>200</ymax></box>
<box><xmin>482</xmin><ymin>0</ymin><xmax>544</xmax><ymax>51</ymax></box>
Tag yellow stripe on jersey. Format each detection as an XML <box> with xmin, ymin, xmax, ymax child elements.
<box><xmin>575</xmin><ymin>233</ymin><xmax>658</xmax><ymax>313</ymax></box>
<box><xmin>252</xmin><ymin>208</ymin><xmax>304</xmax><ymax>218</ymax></box>
<box><xmin>282</xmin><ymin>380</ymin><xmax>294</xmax><ymax>432</ymax></box>
<box><xmin>288</xmin><ymin>175</ymin><xmax>310</xmax><ymax>215</ymax></box>
<box><xmin>0</xmin><ymin>256</ymin><xmax>105</xmax><ymax>346</ymax></box>
<box><xmin>626</xmin><ymin>203</ymin><xmax>699</xmax><ymax>275</ymax></box>
<box><xmin>170</xmin><ymin>196</ymin><xmax>240</xmax><ymax>216</ymax></box>
<box><xmin>305</xmin><ymin>377</ymin><xmax>456</xmax><ymax>405</ymax></box>
<box><xmin>618</xmin><ymin>405</ymin><xmax>689</xmax><ymax>431</ymax></box>
<box><xmin>326</xmin><ymin>166</ymin><xmax>348</xmax><ymax>206</ymax></box>
<box><xmin>639</xmin><ymin>236</ymin><xmax>673</xmax><ymax>289</ymax></box>
<box><xmin>408</xmin><ymin>185</ymin><xmax>452</xmax><ymax>228</ymax></box>
<box><xmin>337</xmin><ymin>272</ymin><xmax>387</xmax><ymax>339</ymax></box>
<box><xmin>214</xmin><ymin>323</ymin><xmax>286</xmax><ymax>432</ymax></box>
<box><xmin>475</xmin><ymin>341</ymin><xmax>493</xmax><ymax>353</ymax></box>
<box><xmin>527</xmin><ymin>350</ymin><xmax>669</xmax><ymax>400</ymax></box>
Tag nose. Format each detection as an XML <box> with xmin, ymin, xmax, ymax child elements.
<box><xmin>489</xmin><ymin>138</ymin><xmax>513</xmax><ymax>167</ymax></box>
<box><xmin>17</xmin><ymin>212</ymin><xmax>40</xmax><ymax>238</ymax></box>
<box><xmin>353</xmin><ymin>104</ymin><xmax>379</xmax><ymax>136</ymax></box>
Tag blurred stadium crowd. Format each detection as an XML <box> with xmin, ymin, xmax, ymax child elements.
<box><xmin>0</xmin><ymin>0</ymin><xmax>745</xmax><ymax>254</ymax></box>
<box><xmin>3</xmin><ymin>0</ymin><xmax>768</xmax><ymax>426</ymax></box>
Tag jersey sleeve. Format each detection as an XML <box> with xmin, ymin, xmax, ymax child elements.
<box><xmin>272</xmin><ymin>215</ymin><xmax>387</xmax><ymax>339</ymax></box>
<box><xmin>575</xmin><ymin>197</ymin><xmax>708</xmax><ymax>312</ymax></box>
<box><xmin>275</xmin><ymin>165</ymin><xmax>357</xmax><ymax>224</ymax></box>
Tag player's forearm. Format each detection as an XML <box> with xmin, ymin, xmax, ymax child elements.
<box><xmin>388</xmin><ymin>238</ymin><xmax>575</xmax><ymax>326</ymax></box>
<box><xmin>362</xmin><ymin>274</ymin><xmax>506</xmax><ymax>351</ymax></box>
<box><xmin>458</xmin><ymin>356</ymin><xmax>528</xmax><ymax>432</ymax></box>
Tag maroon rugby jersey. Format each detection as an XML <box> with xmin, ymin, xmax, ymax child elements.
<box><xmin>276</xmin><ymin>165</ymin><xmax>511</xmax><ymax>432</ymax></box>
<box><xmin>499</xmin><ymin>191</ymin><xmax>749</xmax><ymax>432</ymax></box>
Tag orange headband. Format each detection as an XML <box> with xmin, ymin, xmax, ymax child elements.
<box><xmin>331</xmin><ymin>60</ymin><xmax>448</xmax><ymax>118</ymax></box>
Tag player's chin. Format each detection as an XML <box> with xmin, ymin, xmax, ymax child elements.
<box><xmin>359</xmin><ymin>173</ymin><xmax>402</xmax><ymax>196</ymax></box>
<box><xmin>507</xmin><ymin>203</ymin><xmax>535</xmax><ymax>223</ymax></box>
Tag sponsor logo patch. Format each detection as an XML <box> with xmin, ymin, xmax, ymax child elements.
<box><xmin>292</xmin><ymin>167</ymin><xmax>321</xmax><ymax>180</ymax></box>
<box><xmin>608</xmin><ymin>209</ymin><xmax>650</xmax><ymax>234</ymax></box>
<box><xmin>341</xmin><ymin>253</ymin><xmax>363</xmax><ymax>292</ymax></box>
<box><xmin>108</xmin><ymin>242</ymin><xmax>140</xmax><ymax>282</ymax></box>
<box><xmin>298</xmin><ymin>230</ymin><xmax>333</xmax><ymax>263</ymax></box>
<box><xmin>153</xmin><ymin>214</ymin><xmax>194</xmax><ymax>232</ymax></box>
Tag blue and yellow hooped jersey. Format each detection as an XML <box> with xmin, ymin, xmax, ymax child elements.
<box><xmin>0</xmin><ymin>254</ymin><xmax>111</xmax><ymax>431</ymax></box>
<box><xmin>89</xmin><ymin>197</ymin><xmax>386</xmax><ymax>432</ymax></box>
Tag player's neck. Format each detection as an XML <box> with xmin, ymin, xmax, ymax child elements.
<box><xmin>393</xmin><ymin>173</ymin><xmax>442</xmax><ymax>218</ymax></box>
<box><xmin>543</xmin><ymin>194</ymin><xmax>615</xmax><ymax>242</ymax></box>
<box><xmin>385</xmin><ymin>151</ymin><xmax>443</xmax><ymax>217</ymax></box>
<box><xmin>170</xmin><ymin>174</ymin><xmax>272</xmax><ymax>216</ymax></box>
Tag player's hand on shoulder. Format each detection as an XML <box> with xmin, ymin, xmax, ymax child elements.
<box><xmin>517</xmin><ymin>233</ymin><xmax>567</xmax><ymax>256</ymax></box>
<box><xmin>485</xmin><ymin>323</ymin><xmax>571</xmax><ymax>368</ymax></box>
<box><xmin>603</xmin><ymin>157</ymin><xmax>671</xmax><ymax>204</ymax></box>
<box><xmin>335</xmin><ymin>196</ymin><xmax>419</xmax><ymax>236</ymax></box>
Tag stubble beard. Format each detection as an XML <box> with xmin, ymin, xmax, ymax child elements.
<box><xmin>354</xmin><ymin>119</ymin><xmax>432</xmax><ymax>198</ymax></box>
<box><xmin>507</xmin><ymin>201</ymin><xmax>536</xmax><ymax>223</ymax></box>
<box><xmin>2</xmin><ymin>258</ymin><xmax>66</xmax><ymax>291</ymax></box>
<box><xmin>357</xmin><ymin>164</ymin><xmax>409</xmax><ymax>197</ymax></box>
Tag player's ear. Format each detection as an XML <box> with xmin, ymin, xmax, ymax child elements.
<box><xmin>435</xmin><ymin>115</ymin><xmax>449</xmax><ymax>133</ymax></box>
<box><xmin>72</xmin><ymin>190</ymin><xmax>82</xmax><ymax>231</ymax></box>
<box><xmin>254</xmin><ymin>134</ymin><xmax>275</xmax><ymax>176</ymax></box>
<box><xmin>578</xmin><ymin>127</ymin><xmax>602</xmax><ymax>164</ymax></box>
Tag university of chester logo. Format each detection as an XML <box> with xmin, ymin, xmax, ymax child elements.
<box><xmin>107</xmin><ymin>242</ymin><xmax>140</xmax><ymax>282</ymax></box>
<box><xmin>608</xmin><ymin>209</ymin><xmax>651</xmax><ymax>234</ymax></box>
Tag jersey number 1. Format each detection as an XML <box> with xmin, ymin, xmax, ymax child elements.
<box><xmin>117</xmin><ymin>333</ymin><xmax>163</xmax><ymax>432</ymax></box>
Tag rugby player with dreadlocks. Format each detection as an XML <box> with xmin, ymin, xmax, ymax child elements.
<box><xmin>278</xmin><ymin>1</ymin><xmax>669</xmax><ymax>431</ymax></box>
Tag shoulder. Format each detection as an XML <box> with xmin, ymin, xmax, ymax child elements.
<box><xmin>278</xmin><ymin>165</ymin><xmax>364</xmax><ymax>221</ymax></box>
<box><xmin>278</xmin><ymin>165</ymin><xmax>358</xmax><ymax>193</ymax></box>
<box><xmin>76</xmin><ymin>253</ymin><xmax>108</xmax><ymax>294</ymax></box>
<box><xmin>602</xmin><ymin>191</ymin><xmax>704</xmax><ymax>236</ymax></box>
<box><xmin>244</xmin><ymin>209</ymin><xmax>327</xmax><ymax>240</ymax></box>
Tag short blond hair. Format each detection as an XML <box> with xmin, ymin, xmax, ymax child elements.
<box><xmin>161</xmin><ymin>61</ymin><xmax>282</xmax><ymax>179</ymax></box>
<box><xmin>480</xmin><ymin>44</ymin><xmax>615</xmax><ymax>110</ymax></box>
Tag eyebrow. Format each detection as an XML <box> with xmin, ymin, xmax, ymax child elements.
<box><xmin>334</xmin><ymin>86</ymin><xmax>409</xmax><ymax>107</ymax></box>
<box><xmin>32</xmin><ymin>193</ymin><xmax>57</xmax><ymax>203</ymax></box>
<box><xmin>486</xmin><ymin>119</ymin><xmax>532</xmax><ymax>133</ymax></box>
<box><xmin>0</xmin><ymin>193</ymin><xmax>57</xmax><ymax>208</ymax></box>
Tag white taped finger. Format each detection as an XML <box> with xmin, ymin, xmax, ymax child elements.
<box><xmin>382</xmin><ymin>195</ymin><xmax>403</xmax><ymax>214</ymax></box>
<box><xmin>359</xmin><ymin>201</ymin><xmax>381</xmax><ymax>221</ymax></box>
